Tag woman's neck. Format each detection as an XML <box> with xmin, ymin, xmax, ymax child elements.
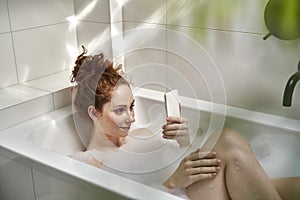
<box><xmin>87</xmin><ymin>126</ymin><xmax>126</xmax><ymax>151</ymax></box>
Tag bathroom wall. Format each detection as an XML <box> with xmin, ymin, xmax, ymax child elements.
<box><xmin>0</xmin><ymin>0</ymin><xmax>111</xmax><ymax>89</ymax></box>
<box><xmin>122</xmin><ymin>0</ymin><xmax>300</xmax><ymax>120</ymax></box>
<box><xmin>0</xmin><ymin>0</ymin><xmax>76</xmax><ymax>86</ymax></box>
<box><xmin>0</xmin><ymin>0</ymin><xmax>76</xmax><ymax>130</ymax></box>
<box><xmin>2</xmin><ymin>0</ymin><xmax>298</xmax><ymax>122</ymax></box>
<box><xmin>0</xmin><ymin>0</ymin><xmax>112</xmax><ymax>130</ymax></box>
<box><xmin>74</xmin><ymin>0</ymin><xmax>112</xmax><ymax>58</ymax></box>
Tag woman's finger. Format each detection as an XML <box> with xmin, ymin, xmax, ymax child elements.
<box><xmin>166</xmin><ymin>116</ymin><xmax>188</xmax><ymax>124</ymax></box>
<box><xmin>190</xmin><ymin>173</ymin><xmax>217</xmax><ymax>183</ymax></box>
<box><xmin>162</xmin><ymin>130</ymin><xmax>188</xmax><ymax>137</ymax></box>
<box><xmin>187</xmin><ymin>151</ymin><xmax>217</xmax><ymax>161</ymax></box>
<box><xmin>162</xmin><ymin>123</ymin><xmax>188</xmax><ymax>131</ymax></box>
<box><xmin>187</xmin><ymin>166</ymin><xmax>220</xmax><ymax>175</ymax></box>
<box><xmin>185</xmin><ymin>159</ymin><xmax>221</xmax><ymax>168</ymax></box>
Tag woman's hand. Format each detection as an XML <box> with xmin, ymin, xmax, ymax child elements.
<box><xmin>162</xmin><ymin>116</ymin><xmax>190</xmax><ymax>147</ymax></box>
<box><xmin>163</xmin><ymin>149</ymin><xmax>221</xmax><ymax>189</ymax></box>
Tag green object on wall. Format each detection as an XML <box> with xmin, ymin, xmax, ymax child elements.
<box><xmin>263</xmin><ymin>0</ymin><xmax>300</xmax><ymax>40</ymax></box>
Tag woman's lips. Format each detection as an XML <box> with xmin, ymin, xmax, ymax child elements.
<box><xmin>120</xmin><ymin>127</ymin><xmax>131</xmax><ymax>131</ymax></box>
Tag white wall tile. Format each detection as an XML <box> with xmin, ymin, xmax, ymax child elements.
<box><xmin>0</xmin><ymin>85</ymin><xmax>49</xmax><ymax>110</ymax></box>
<box><xmin>74</xmin><ymin>0</ymin><xmax>110</xmax><ymax>23</ymax></box>
<box><xmin>13</xmin><ymin>23</ymin><xmax>77</xmax><ymax>82</ymax></box>
<box><xmin>8</xmin><ymin>0</ymin><xmax>74</xmax><ymax>31</ymax></box>
<box><xmin>0</xmin><ymin>33</ymin><xmax>18</xmax><ymax>88</ymax></box>
<box><xmin>123</xmin><ymin>22</ymin><xmax>167</xmax><ymax>91</ymax></box>
<box><xmin>123</xmin><ymin>0</ymin><xmax>166</xmax><ymax>24</ymax></box>
<box><xmin>22</xmin><ymin>69</ymin><xmax>73</xmax><ymax>93</ymax></box>
<box><xmin>169</xmin><ymin>26</ymin><xmax>300</xmax><ymax>120</ymax></box>
<box><xmin>123</xmin><ymin>22</ymin><xmax>167</xmax><ymax>61</ymax></box>
<box><xmin>0</xmin><ymin>155</ymin><xmax>35</xmax><ymax>200</ymax></box>
<box><xmin>76</xmin><ymin>22</ymin><xmax>112</xmax><ymax>58</ymax></box>
<box><xmin>126</xmin><ymin>59</ymin><xmax>167</xmax><ymax>92</ymax></box>
<box><xmin>166</xmin><ymin>27</ymin><xmax>221</xmax><ymax>101</ymax></box>
<box><xmin>53</xmin><ymin>88</ymin><xmax>72</xmax><ymax>110</ymax></box>
<box><xmin>166</xmin><ymin>52</ymin><xmax>210</xmax><ymax>101</ymax></box>
<box><xmin>0</xmin><ymin>0</ymin><xmax>10</xmax><ymax>33</ymax></box>
<box><xmin>0</xmin><ymin>93</ymin><xmax>54</xmax><ymax>130</ymax></box>
<box><xmin>167</xmin><ymin>0</ymin><xmax>269</xmax><ymax>34</ymax></box>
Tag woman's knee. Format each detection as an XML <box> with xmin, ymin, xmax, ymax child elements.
<box><xmin>214</xmin><ymin>128</ymin><xmax>251</xmax><ymax>153</ymax></box>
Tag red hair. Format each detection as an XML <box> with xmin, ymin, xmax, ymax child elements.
<box><xmin>71</xmin><ymin>46</ymin><xmax>129</xmax><ymax>120</ymax></box>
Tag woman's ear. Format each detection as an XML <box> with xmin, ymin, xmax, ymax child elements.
<box><xmin>88</xmin><ymin>106</ymin><xmax>98</xmax><ymax>120</ymax></box>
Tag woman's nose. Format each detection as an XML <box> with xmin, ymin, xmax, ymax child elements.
<box><xmin>126</xmin><ymin>111</ymin><xmax>135</xmax><ymax>123</ymax></box>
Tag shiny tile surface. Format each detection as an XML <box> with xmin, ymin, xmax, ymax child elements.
<box><xmin>0</xmin><ymin>0</ymin><xmax>10</xmax><ymax>33</ymax></box>
<box><xmin>0</xmin><ymin>33</ymin><xmax>18</xmax><ymax>88</ymax></box>
<box><xmin>0</xmin><ymin>85</ymin><xmax>49</xmax><ymax>110</ymax></box>
<box><xmin>0</xmin><ymin>92</ymin><xmax>53</xmax><ymax>130</ymax></box>
<box><xmin>167</xmin><ymin>0</ymin><xmax>268</xmax><ymax>33</ymax></box>
<box><xmin>13</xmin><ymin>23</ymin><xmax>77</xmax><ymax>82</ymax></box>
<box><xmin>123</xmin><ymin>0</ymin><xmax>166</xmax><ymax>24</ymax></box>
<box><xmin>8</xmin><ymin>0</ymin><xmax>74</xmax><ymax>31</ymax></box>
<box><xmin>74</xmin><ymin>0</ymin><xmax>110</xmax><ymax>23</ymax></box>
<box><xmin>76</xmin><ymin>22</ymin><xmax>112</xmax><ymax>57</ymax></box>
<box><xmin>22</xmin><ymin>69</ymin><xmax>73</xmax><ymax>93</ymax></box>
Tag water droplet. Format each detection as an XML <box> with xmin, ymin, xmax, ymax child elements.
<box><xmin>235</xmin><ymin>160</ymin><xmax>240</xmax><ymax>170</ymax></box>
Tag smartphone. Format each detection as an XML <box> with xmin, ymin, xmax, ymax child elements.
<box><xmin>164</xmin><ymin>89</ymin><xmax>181</xmax><ymax>117</ymax></box>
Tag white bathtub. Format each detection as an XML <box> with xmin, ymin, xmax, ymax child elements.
<box><xmin>0</xmin><ymin>88</ymin><xmax>299</xmax><ymax>199</ymax></box>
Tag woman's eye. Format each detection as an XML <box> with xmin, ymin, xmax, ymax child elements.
<box><xmin>114</xmin><ymin>108</ymin><xmax>126</xmax><ymax>115</ymax></box>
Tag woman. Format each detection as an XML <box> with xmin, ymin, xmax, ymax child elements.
<box><xmin>71</xmin><ymin>46</ymin><xmax>299</xmax><ymax>199</ymax></box>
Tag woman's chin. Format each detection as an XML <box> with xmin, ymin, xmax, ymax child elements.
<box><xmin>120</xmin><ymin>127</ymin><xmax>130</xmax><ymax>133</ymax></box>
<box><xmin>119</xmin><ymin>129</ymin><xmax>129</xmax><ymax>137</ymax></box>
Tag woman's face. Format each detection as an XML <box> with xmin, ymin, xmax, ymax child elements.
<box><xmin>97</xmin><ymin>84</ymin><xmax>135</xmax><ymax>138</ymax></box>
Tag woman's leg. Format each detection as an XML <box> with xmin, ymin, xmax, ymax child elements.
<box><xmin>186</xmin><ymin>129</ymin><xmax>281</xmax><ymax>200</ymax></box>
<box><xmin>272</xmin><ymin>177</ymin><xmax>300</xmax><ymax>200</ymax></box>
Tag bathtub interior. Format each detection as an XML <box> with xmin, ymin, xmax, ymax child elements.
<box><xmin>26</xmin><ymin>95</ymin><xmax>203</xmax><ymax>155</ymax></box>
<box><xmin>26</xmin><ymin>94</ymin><xmax>300</xmax><ymax>180</ymax></box>
<box><xmin>26</xmin><ymin>114</ymin><xmax>85</xmax><ymax>156</ymax></box>
<box><xmin>224</xmin><ymin>116</ymin><xmax>300</xmax><ymax>178</ymax></box>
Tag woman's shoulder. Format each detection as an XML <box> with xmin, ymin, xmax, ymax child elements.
<box><xmin>129</xmin><ymin>128</ymin><xmax>154</xmax><ymax>137</ymax></box>
<box><xmin>72</xmin><ymin>150</ymin><xmax>102</xmax><ymax>168</ymax></box>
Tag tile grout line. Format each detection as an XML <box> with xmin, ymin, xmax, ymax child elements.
<box><xmin>122</xmin><ymin>20</ymin><xmax>266</xmax><ymax>36</ymax></box>
<box><xmin>165</xmin><ymin>0</ymin><xmax>168</xmax><ymax>92</ymax></box>
<box><xmin>30</xmin><ymin>168</ymin><xmax>38</xmax><ymax>200</ymax></box>
<box><xmin>5</xmin><ymin>0</ymin><xmax>20</xmax><ymax>84</ymax></box>
<box><xmin>9</xmin><ymin>21</ymin><xmax>69</xmax><ymax>33</ymax></box>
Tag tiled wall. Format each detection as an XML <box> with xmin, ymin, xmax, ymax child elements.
<box><xmin>0</xmin><ymin>0</ymin><xmax>76</xmax><ymax>86</ymax></box>
<box><xmin>0</xmin><ymin>0</ymin><xmax>111</xmax><ymax>89</ymax></box>
<box><xmin>74</xmin><ymin>0</ymin><xmax>112</xmax><ymax>58</ymax></box>
<box><xmin>0</xmin><ymin>0</ymin><xmax>111</xmax><ymax>130</ymax></box>
<box><xmin>0</xmin><ymin>0</ymin><xmax>299</xmax><ymax>121</ymax></box>
<box><xmin>123</xmin><ymin>0</ymin><xmax>300</xmax><ymax>120</ymax></box>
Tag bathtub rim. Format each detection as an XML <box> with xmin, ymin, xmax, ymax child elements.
<box><xmin>133</xmin><ymin>87</ymin><xmax>300</xmax><ymax>133</ymax></box>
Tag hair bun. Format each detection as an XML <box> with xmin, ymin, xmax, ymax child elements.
<box><xmin>71</xmin><ymin>45</ymin><xmax>88</xmax><ymax>83</ymax></box>
<box><xmin>71</xmin><ymin>46</ymin><xmax>112</xmax><ymax>85</ymax></box>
